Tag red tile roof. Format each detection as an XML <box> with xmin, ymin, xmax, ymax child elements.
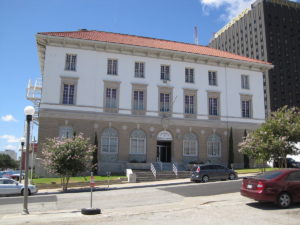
<box><xmin>38</xmin><ymin>30</ymin><xmax>271</xmax><ymax>65</ymax></box>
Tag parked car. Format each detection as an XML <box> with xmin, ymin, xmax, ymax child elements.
<box><xmin>273</xmin><ymin>157</ymin><xmax>300</xmax><ymax>168</ymax></box>
<box><xmin>0</xmin><ymin>178</ymin><xmax>38</xmax><ymax>196</ymax></box>
<box><xmin>190</xmin><ymin>164</ymin><xmax>237</xmax><ymax>183</ymax></box>
<box><xmin>240</xmin><ymin>169</ymin><xmax>300</xmax><ymax>208</ymax></box>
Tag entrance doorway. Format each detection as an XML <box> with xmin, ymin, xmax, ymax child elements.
<box><xmin>157</xmin><ymin>141</ymin><xmax>171</xmax><ymax>162</ymax></box>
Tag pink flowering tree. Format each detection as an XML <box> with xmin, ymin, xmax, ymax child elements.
<box><xmin>239</xmin><ymin>106</ymin><xmax>300</xmax><ymax>169</ymax></box>
<box><xmin>42</xmin><ymin>133</ymin><xmax>96</xmax><ymax>191</ymax></box>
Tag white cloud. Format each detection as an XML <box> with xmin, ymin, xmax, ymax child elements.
<box><xmin>200</xmin><ymin>0</ymin><xmax>253</xmax><ymax>21</ymax></box>
<box><xmin>201</xmin><ymin>0</ymin><xmax>300</xmax><ymax>21</ymax></box>
<box><xmin>4</xmin><ymin>145</ymin><xmax>17</xmax><ymax>151</ymax></box>
<box><xmin>1</xmin><ymin>114</ymin><xmax>17</xmax><ymax>122</ymax></box>
<box><xmin>0</xmin><ymin>135</ymin><xmax>20</xmax><ymax>143</ymax></box>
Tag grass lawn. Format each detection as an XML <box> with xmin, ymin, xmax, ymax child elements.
<box><xmin>236</xmin><ymin>168</ymin><xmax>280</xmax><ymax>174</ymax></box>
<box><xmin>33</xmin><ymin>176</ymin><xmax>126</xmax><ymax>185</ymax></box>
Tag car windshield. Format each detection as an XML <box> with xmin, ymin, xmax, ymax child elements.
<box><xmin>255</xmin><ymin>171</ymin><xmax>283</xmax><ymax>180</ymax></box>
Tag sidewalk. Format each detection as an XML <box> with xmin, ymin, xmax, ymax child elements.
<box><xmin>38</xmin><ymin>173</ymin><xmax>258</xmax><ymax>194</ymax></box>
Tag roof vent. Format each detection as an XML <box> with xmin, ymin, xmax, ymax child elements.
<box><xmin>79</xmin><ymin>29</ymin><xmax>88</xmax><ymax>32</ymax></box>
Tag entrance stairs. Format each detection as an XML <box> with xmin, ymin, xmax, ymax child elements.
<box><xmin>133</xmin><ymin>163</ymin><xmax>191</xmax><ymax>182</ymax></box>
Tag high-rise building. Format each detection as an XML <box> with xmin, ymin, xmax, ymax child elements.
<box><xmin>209</xmin><ymin>0</ymin><xmax>300</xmax><ymax>113</ymax></box>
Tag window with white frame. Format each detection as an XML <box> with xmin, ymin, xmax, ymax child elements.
<box><xmin>208</xmin><ymin>97</ymin><xmax>218</xmax><ymax>116</ymax></box>
<box><xmin>101</xmin><ymin>128</ymin><xmax>118</xmax><ymax>153</ymax></box>
<box><xmin>105</xmin><ymin>88</ymin><xmax>117</xmax><ymax>108</ymax></box>
<box><xmin>135</xmin><ymin>62</ymin><xmax>145</xmax><ymax>78</ymax></box>
<box><xmin>161</xmin><ymin>65</ymin><xmax>170</xmax><ymax>81</ymax></box>
<box><xmin>183</xmin><ymin>133</ymin><xmax>198</xmax><ymax>156</ymax></box>
<box><xmin>65</xmin><ymin>54</ymin><xmax>77</xmax><ymax>71</ymax></box>
<box><xmin>133</xmin><ymin>90</ymin><xmax>144</xmax><ymax>111</ymax></box>
<box><xmin>185</xmin><ymin>95</ymin><xmax>195</xmax><ymax>114</ymax></box>
<box><xmin>207</xmin><ymin>134</ymin><xmax>221</xmax><ymax>157</ymax></box>
<box><xmin>208</xmin><ymin>71</ymin><xmax>217</xmax><ymax>86</ymax></box>
<box><xmin>62</xmin><ymin>83</ymin><xmax>75</xmax><ymax>105</ymax></box>
<box><xmin>160</xmin><ymin>93</ymin><xmax>170</xmax><ymax>112</ymax></box>
<box><xmin>241</xmin><ymin>96</ymin><xmax>252</xmax><ymax>118</ymax></box>
<box><xmin>185</xmin><ymin>68</ymin><xmax>194</xmax><ymax>83</ymax></box>
<box><xmin>130</xmin><ymin>129</ymin><xmax>146</xmax><ymax>154</ymax></box>
<box><xmin>241</xmin><ymin>75</ymin><xmax>250</xmax><ymax>89</ymax></box>
<box><xmin>107</xmin><ymin>59</ymin><xmax>118</xmax><ymax>75</ymax></box>
<box><xmin>59</xmin><ymin>126</ymin><xmax>74</xmax><ymax>138</ymax></box>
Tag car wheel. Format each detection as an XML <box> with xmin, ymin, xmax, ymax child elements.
<box><xmin>277</xmin><ymin>192</ymin><xmax>291</xmax><ymax>208</ymax></box>
<box><xmin>202</xmin><ymin>175</ymin><xmax>209</xmax><ymax>183</ymax></box>
<box><xmin>229</xmin><ymin>173</ymin><xmax>235</xmax><ymax>180</ymax></box>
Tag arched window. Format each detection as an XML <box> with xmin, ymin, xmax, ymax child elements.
<box><xmin>59</xmin><ymin>126</ymin><xmax>74</xmax><ymax>138</ymax></box>
<box><xmin>207</xmin><ymin>134</ymin><xmax>221</xmax><ymax>157</ymax></box>
<box><xmin>130</xmin><ymin>129</ymin><xmax>146</xmax><ymax>154</ymax></box>
<box><xmin>101</xmin><ymin>128</ymin><xmax>118</xmax><ymax>153</ymax></box>
<box><xmin>183</xmin><ymin>132</ymin><xmax>198</xmax><ymax>156</ymax></box>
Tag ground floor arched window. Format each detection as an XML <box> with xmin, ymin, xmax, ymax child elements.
<box><xmin>130</xmin><ymin>129</ymin><xmax>146</xmax><ymax>154</ymax></box>
<box><xmin>207</xmin><ymin>134</ymin><xmax>221</xmax><ymax>157</ymax></box>
<box><xmin>183</xmin><ymin>132</ymin><xmax>198</xmax><ymax>156</ymax></box>
<box><xmin>101</xmin><ymin>128</ymin><xmax>118</xmax><ymax>153</ymax></box>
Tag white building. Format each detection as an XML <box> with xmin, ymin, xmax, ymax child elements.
<box><xmin>0</xmin><ymin>149</ymin><xmax>17</xmax><ymax>160</ymax></box>
<box><xmin>35</xmin><ymin>30</ymin><xmax>272</xmax><ymax>174</ymax></box>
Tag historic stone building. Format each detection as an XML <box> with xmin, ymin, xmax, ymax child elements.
<box><xmin>35</xmin><ymin>30</ymin><xmax>272</xmax><ymax>174</ymax></box>
<box><xmin>209</xmin><ymin>0</ymin><xmax>300</xmax><ymax>113</ymax></box>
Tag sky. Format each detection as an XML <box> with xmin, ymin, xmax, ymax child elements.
<box><xmin>0</xmin><ymin>0</ymin><xmax>299</xmax><ymax>157</ymax></box>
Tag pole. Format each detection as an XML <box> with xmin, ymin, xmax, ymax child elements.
<box><xmin>22</xmin><ymin>115</ymin><xmax>31</xmax><ymax>215</ymax></box>
<box><xmin>90</xmin><ymin>172</ymin><xmax>93</xmax><ymax>209</ymax></box>
<box><xmin>20</xmin><ymin>142</ymin><xmax>24</xmax><ymax>183</ymax></box>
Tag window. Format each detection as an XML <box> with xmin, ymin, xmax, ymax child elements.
<box><xmin>105</xmin><ymin>88</ymin><xmax>117</xmax><ymax>108</ymax></box>
<box><xmin>133</xmin><ymin>90</ymin><xmax>144</xmax><ymax>111</ymax></box>
<box><xmin>209</xmin><ymin>97</ymin><xmax>218</xmax><ymax>116</ymax></box>
<box><xmin>161</xmin><ymin>65</ymin><xmax>170</xmax><ymax>81</ymax></box>
<box><xmin>160</xmin><ymin>93</ymin><xmax>170</xmax><ymax>112</ymax></box>
<box><xmin>185</xmin><ymin>68</ymin><xmax>194</xmax><ymax>83</ymax></box>
<box><xmin>183</xmin><ymin>133</ymin><xmax>198</xmax><ymax>156</ymax></box>
<box><xmin>59</xmin><ymin>126</ymin><xmax>74</xmax><ymax>138</ymax></box>
<box><xmin>207</xmin><ymin>134</ymin><xmax>221</xmax><ymax>157</ymax></box>
<box><xmin>241</xmin><ymin>99</ymin><xmax>252</xmax><ymax>118</ymax></box>
<box><xmin>241</xmin><ymin>75</ymin><xmax>250</xmax><ymax>89</ymax></box>
<box><xmin>208</xmin><ymin>71</ymin><xmax>217</xmax><ymax>86</ymax></box>
<box><xmin>107</xmin><ymin>59</ymin><xmax>118</xmax><ymax>75</ymax></box>
<box><xmin>101</xmin><ymin>128</ymin><xmax>118</xmax><ymax>153</ymax></box>
<box><xmin>130</xmin><ymin>130</ymin><xmax>146</xmax><ymax>154</ymax></box>
<box><xmin>62</xmin><ymin>84</ymin><xmax>75</xmax><ymax>104</ymax></box>
<box><xmin>185</xmin><ymin>95</ymin><xmax>195</xmax><ymax>114</ymax></box>
<box><xmin>135</xmin><ymin>62</ymin><xmax>145</xmax><ymax>78</ymax></box>
<box><xmin>65</xmin><ymin>54</ymin><xmax>77</xmax><ymax>71</ymax></box>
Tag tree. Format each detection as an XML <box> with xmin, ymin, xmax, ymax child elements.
<box><xmin>239</xmin><ymin>106</ymin><xmax>300</xmax><ymax>168</ymax></box>
<box><xmin>228</xmin><ymin>127</ymin><xmax>234</xmax><ymax>168</ymax></box>
<box><xmin>243</xmin><ymin>130</ymin><xmax>250</xmax><ymax>169</ymax></box>
<box><xmin>42</xmin><ymin>134</ymin><xmax>95</xmax><ymax>191</ymax></box>
<box><xmin>0</xmin><ymin>154</ymin><xmax>18</xmax><ymax>170</ymax></box>
<box><xmin>92</xmin><ymin>132</ymin><xmax>98</xmax><ymax>175</ymax></box>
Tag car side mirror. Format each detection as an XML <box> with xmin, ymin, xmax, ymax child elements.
<box><xmin>15</xmin><ymin>182</ymin><xmax>19</xmax><ymax>186</ymax></box>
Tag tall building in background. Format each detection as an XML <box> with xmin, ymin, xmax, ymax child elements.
<box><xmin>209</xmin><ymin>0</ymin><xmax>300</xmax><ymax>113</ymax></box>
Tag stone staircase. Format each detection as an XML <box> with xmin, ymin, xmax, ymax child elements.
<box><xmin>133</xmin><ymin>162</ymin><xmax>191</xmax><ymax>182</ymax></box>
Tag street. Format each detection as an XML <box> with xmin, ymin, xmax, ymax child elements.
<box><xmin>0</xmin><ymin>180</ymin><xmax>299</xmax><ymax>225</ymax></box>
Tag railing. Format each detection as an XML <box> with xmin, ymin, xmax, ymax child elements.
<box><xmin>150</xmin><ymin>163</ymin><xmax>157</xmax><ymax>179</ymax></box>
<box><xmin>172</xmin><ymin>163</ymin><xmax>178</xmax><ymax>178</ymax></box>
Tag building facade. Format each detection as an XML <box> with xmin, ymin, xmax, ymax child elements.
<box><xmin>0</xmin><ymin>150</ymin><xmax>17</xmax><ymax>160</ymax></box>
<box><xmin>36</xmin><ymin>30</ymin><xmax>272</xmax><ymax>174</ymax></box>
<box><xmin>209</xmin><ymin>0</ymin><xmax>300</xmax><ymax>113</ymax></box>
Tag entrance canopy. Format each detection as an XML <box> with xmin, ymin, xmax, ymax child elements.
<box><xmin>157</xmin><ymin>130</ymin><xmax>173</xmax><ymax>141</ymax></box>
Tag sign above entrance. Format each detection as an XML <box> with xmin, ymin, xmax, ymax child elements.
<box><xmin>157</xmin><ymin>130</ymin><xmax>173</xmax><ymax>141</ymax></box>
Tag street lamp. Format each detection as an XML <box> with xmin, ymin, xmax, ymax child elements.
<box><xmin>22</xmin><ymin>106</ymin><xmax>35</xmax><ymax>215</ymax></box>
<box><xmin>20</xmin><ymin>137</ymin><xmax>25</xmax><ymax>184</ymax></box>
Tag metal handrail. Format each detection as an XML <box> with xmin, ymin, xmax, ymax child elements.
<box><xmin>172</xmin><ymin>163</ymin><xmax>178</xmax><ymax>177</ymax></box>
<box><xmin>150</xmin><ymin>163</ymin><xmax>157</xmax><ymax>179</ymax></box>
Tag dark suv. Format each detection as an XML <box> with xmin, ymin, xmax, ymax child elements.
<box><xmin>190</xmin><ymin>164</ymin><xmax>237</xmax><ymax>183</ymax></box>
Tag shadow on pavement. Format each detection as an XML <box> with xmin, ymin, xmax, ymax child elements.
<box><xmin>246</xmin><ymin>202</ymin><xmax>300</xmax><ymax>210</ymax></box>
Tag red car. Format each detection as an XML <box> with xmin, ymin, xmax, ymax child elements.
<box><xmin>240</xmin><ymin>169</ymin><xmax>300</xmax><ymax>208</ymax></box>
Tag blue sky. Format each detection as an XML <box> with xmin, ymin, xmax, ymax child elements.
<box><xmin>0</xmin><ymin>0</ymin><xmax>299</xmax><ymax>157</ymax></box>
